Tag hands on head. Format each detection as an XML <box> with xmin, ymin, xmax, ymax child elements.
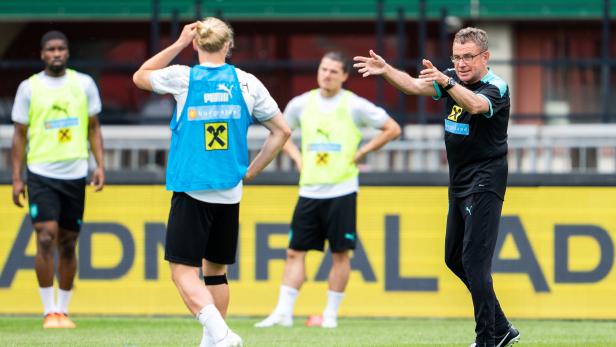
<box><xmin>177</xmin><ymin>22</ymin><xmax>198</xmax><ymax>47</ymax></box>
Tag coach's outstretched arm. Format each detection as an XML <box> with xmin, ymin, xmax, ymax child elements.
<box><xmin>353</xmin><ymin>50</ymin><xmax>436</xmax><ymax>97</ymax></box>
<box><xmin>418</xmin><ymin>59</ymin><xmax>490</xmax><ymax>115</ymax></box>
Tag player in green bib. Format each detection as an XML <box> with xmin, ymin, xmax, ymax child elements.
<box><xmin>256</xmin><ymin>51</ymin><xmax>401</xmax><ymax>329</ymax></box>
<box><xmin>11</xmin><ymin>31</ymin><xmax>105</xmax><ymax>329</ymax></box>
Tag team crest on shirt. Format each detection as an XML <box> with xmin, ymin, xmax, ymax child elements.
<box><xmin>447</xmin><ymin>105</ymin><xmax>463</xmax><ymax>122</ymax></box>
<box><xmin>205</xmin><ymin>122</ymin><xmax>228</xmax><ymax>150</ymax></box>
<box><xmin>315</xmin><ymin>152</ymin><xmax>329</xmax><ymax>165</ymax></box>
<box><xmin>58</xmin><ymin>128</ymin><xmax>72</xmax><ymax>143</ymax></box>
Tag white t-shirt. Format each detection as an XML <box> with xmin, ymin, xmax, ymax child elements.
<box><xmin>150</xmin><ymin>63</ymin><xmax>280</xmax><ymax>204</ymax></box>
<box><xmin>285</xmin><ymin>89</ymin><xmax>390</xmax><ymax>199</ymax></box>
<box><xmin>12</xmin><ymin>71</ymin><xmax>102</xmax><ymax>179</ymax></box>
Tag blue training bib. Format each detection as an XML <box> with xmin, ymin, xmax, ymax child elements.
<box><xmin>166</xmin><ymin>64</ymin><xmax>253</xmax><ymax>191</ymax></box>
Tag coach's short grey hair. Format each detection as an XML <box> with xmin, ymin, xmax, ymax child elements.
<box><xmin>454</xmin><ymin>27</ymin><xmax>488</xmax><ymax>52</ymax></box>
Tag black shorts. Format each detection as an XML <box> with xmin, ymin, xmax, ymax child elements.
<box><xmin>289</xmin><ymin>192</ymin><xmax>357</xmax><ymax>252</ymax></box>
<box><xmin>165</xmin><ymin>192</ymin><xmax>239</xmax><ymax>267</ymax></box>
<box><xmin>26</xmin><ymin>170</ymin><xmax>86</xmax><ymax>232</ymax></box>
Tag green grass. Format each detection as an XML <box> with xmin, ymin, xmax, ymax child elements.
<box><xmin>1</xmin><ymin>316</ymin><xmax>616</xmax><ymax>346</ymax></box>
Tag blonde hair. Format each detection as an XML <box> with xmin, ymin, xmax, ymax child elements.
<box><xmin>454</xmin><ymin>27</ymin><xmax>488</xmax><ymax>52</ymax></box>
<box><xmin>195</xmin><ymin>17</ymin><xmax>234</xmax><ymax>53</ymax></box>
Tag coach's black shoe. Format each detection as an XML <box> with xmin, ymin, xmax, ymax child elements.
<box><xmin>496</xmin><ymin>325</ymin><xmax>520</xmax><ymax>347</ymax></box>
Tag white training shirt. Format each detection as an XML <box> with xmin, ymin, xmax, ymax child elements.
<box><xmin>149</xmin><ymin>63</ymin><xmax>280</xmax><ymax>204</ymax></box>
<box><xmin>284</xmin><ymin>89</ymin><xmax>390</xmax><ymax>199</ymax></box>
<box><xmin>11</xmin><ymin>71</ymin><xmax>102</xmax><ymax>179</ymax></box>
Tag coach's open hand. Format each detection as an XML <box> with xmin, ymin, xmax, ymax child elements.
<box><xmin>353</xmin><ymin>50</ymin><xmax>388</xmax><ymax>77</ymax></box>
<box><xmin>418</xmin><ymin>59</ymin><xmax>448</xmax><ymax>87</ymax></box>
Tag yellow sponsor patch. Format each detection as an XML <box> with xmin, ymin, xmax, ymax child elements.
<box><xmin>205</xmin><ymin>122</ymin><xmax>228</xmax><ymax>150</ymax></box>
<box><xmin>316</xmin><ymin>152</ymin><xmax>329</xmax><ymax>165</ymax></box>
<box><xmin>58</xmin><ymin>128</ymin><xmax>72</xmax><ymax>143</ymax></box>
<box><xmin>447</xmin><ymin>105</ymin><xmax>463</xmax><ymax>122</ymax></box>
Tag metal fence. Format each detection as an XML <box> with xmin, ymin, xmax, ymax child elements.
<box><xmin>2</xmin><ymin>124</ymin><xmax>615</xmax><ymax>177</ymax></box>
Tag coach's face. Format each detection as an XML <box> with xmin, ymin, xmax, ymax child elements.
<box><xmin>451</xmin><ymin>41</ymin><xmax>489</xmax><ymax>84</ymax></box>
<box><xmin>41</xmin><ymin>39</ymin><xmax>69</xmax><ymax>75</ymax></box>
<box><xmin>317</xmin><ymin>57</ymin><xmax>348</xmax><ymax>97</ymax></box>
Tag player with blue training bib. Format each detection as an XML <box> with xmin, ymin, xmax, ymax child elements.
<box><xmin>133</xmin><ymin>17</ymin><xmax>290</xmax><ymax>347</ymax></box>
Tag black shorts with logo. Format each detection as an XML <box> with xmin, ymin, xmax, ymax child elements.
<box><xmin>26</xmin><ymin>170</ymin><xmax>86</xmax><ymax>232</ymax></box>
<box><xmin>165</xmin><ymin>192</ymin><xmax>239</xmax><ymax>267</ymax></box>
<box><xmin>289</xmin><ymin>192</ymin><xmax>357</xmax><ymax>252</ymax></box>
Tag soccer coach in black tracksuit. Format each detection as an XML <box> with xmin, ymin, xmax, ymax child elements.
<box><xmin>354</xmin><ymin>27</ymin><xmax>520</xmax><ymax>347</ymax></box>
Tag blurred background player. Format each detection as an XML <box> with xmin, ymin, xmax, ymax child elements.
<box><xmin>354</xmin><ymin>27</ymin><xmax>520</xmax><ymax>347</ymax></box>
<box><xmin>255</xmin><ymin>51</ymin><xmax>400</xmax><ymax>329</ymax></box>
<box><xmin>11</xmin><ymin>30</ymin><xmax>105</xmax><ymax>329</ymax></box>
<box><xmin>133</xmin><ymin>17</ymin><xmax>290</xmax><ymax>347</ymax></box>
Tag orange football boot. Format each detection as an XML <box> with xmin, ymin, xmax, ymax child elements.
<box><xmin>56</xmin><ymin>313</ymin><xmax>77</xmax><ymax>328</ymax></box>
<box><xmin>43</xmin><ymin>313</ymin><xmax>61</xmax><ymax>328</ymax></box>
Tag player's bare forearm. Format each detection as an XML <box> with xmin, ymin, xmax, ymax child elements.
<box><xmin>88</xmin><ymin>116</ymin><xmax>105</xmax><ymax>170</ymax></box>
<box><xmin>11</xmin><ymin>123</ymin><xmax>27</xmax><ymax>182</ymax></box>
<box><xmin>132</xmin><ymin>43</ymin><xmax>183</xmax><ymax>91</ymax></box>
<box><xmin>140</xmin><ymin>42</ymin><xmax>184</xmax><ymax>71</ymax></box>
<box><xmin>11</xmin><ymin>123</ymin><xmax>27</xmax><ymax>207</ymax></box>
<box><xmin>88</xmin><ymin>116</ymin><xmax>105</xmax><ymax>191</ymax></box>
<box><xmin>282</xmin><ymin>138</ymin><xmax>302</xmax><ymax>170</ymax></box>
<box><xmin>245</xmin><ymin>113</ymin><xmax>291</xmax><ymax>181</ymax></box>
<box><xmin>133</xmin><ymin>22</ymin><xmax>198</xmax><ymax>91</ymax></box>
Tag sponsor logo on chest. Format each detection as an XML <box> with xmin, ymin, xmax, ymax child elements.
<box><xmin>203</xmin><ymin>84</ymin><xmax>234</xmax><ymax>103</ymax></box>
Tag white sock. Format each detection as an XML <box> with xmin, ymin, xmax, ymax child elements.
<box><xmin>57</xmin><ymin>289</ymin><xmax>73</xmax><ymax>314</ymax></box>
<box><xmin>201</xmin><ymin>326</ymin><xmax>214</xmax><ymax>344</ymax></box>
<box><xmin>39</xmin><ymin>286</ymin><xmax>56</xmax><ymax>315</ymax></box>
<box><xmin>274</xmin><ymin>285</ymin><xmax>299</xmax><ymax>316</ymax></box>
<box><xmin>196</xmin><ymin>304</ymin><xmax>229</xmax><ymax>342</ymax></box>
<box><xmin>323</xmin><ymin>290</ymin><xmax>345</xmax><ymax>318</ymax></box>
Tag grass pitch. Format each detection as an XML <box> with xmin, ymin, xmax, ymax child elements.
<box><xmin>1</xmin><ymin>316</ymin><xmax>615</xmax><ymax>346</ymax></box>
